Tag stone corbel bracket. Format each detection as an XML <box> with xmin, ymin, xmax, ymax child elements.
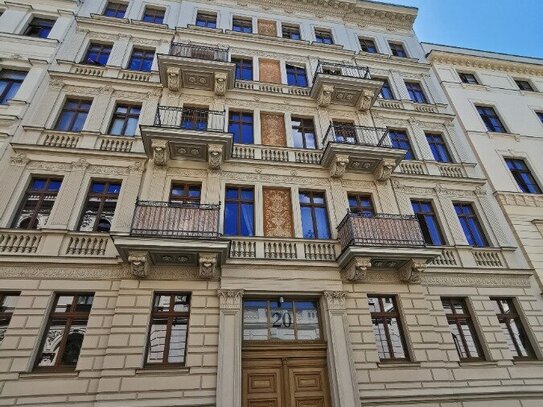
<box><xmin>128</xmin><ymin>251</ymin><xmax>150</xmax><ymax>278</ymax></box>
<box><xmin>398</xmin><ymin>258</ymin><xmax>427</xmax><ymax>284</ymax></box>
<box><xmin>214</xmin><ymin>72</ymin><xmax>228</xmax><ymax>96</ymax></box>
<box><xmin>374</xmin><ymin>158</ymin><xmax>397</xmax><ymax>182</ymax></box>
<box><xmin>317</xmin><ymin>84</ymin><xmax>334</xmax><ymax>107</ymax></box>
<box><xmin>330</xmin><ymin>154</ymin><xmax>349</xmax><ymax>178</ymax></box>
<box><xmin>341</xmin><ymin>256</ymin><xmax>372</xmax><ymax>282</ymax></box>
<box><xmin>199</xmin><ymin>253</ymin><xmax>220</xmax><ymax>279</ymax></box>
<box><xmin>151</xmin><ymin>139</ymin><xmax>169</xmax><ymax>166</ymax></box>
<box><xmin>208</xmin><ymin>143</ymin><xmax>224</xmax><ymax>170</ymax></box>
<box><xmin>166</xmin><ymin>67</ymin><xmax>180</xmax><ymax>92</ymax></box>
<box><xmin>357</xmin><ymin>88</ymin><xmax>376</xmax><ymax>111</ymax></box>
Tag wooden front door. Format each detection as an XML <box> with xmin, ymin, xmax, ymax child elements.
<box><xmin>243</xmin><ymin>346</ymin><xmax>331</xmax><ymax>407</ymax></box>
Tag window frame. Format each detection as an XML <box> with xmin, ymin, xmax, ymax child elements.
<box><xmin>231</xmin><ymin>57</ymin><xmax>253</xmax><ymax>81</ymax></box>
<box><xmin>299</xmin><ymin>190</ymin><xmax>331</xmax><ymax>240</ymax></box>
<box><xmin>281</xmin><ymin>23</ymin><xmax>301</xmax><ymax>40</ymax></box>
<box><xmin>514</xmin><ymin>79</ymin><xmax>535</xmax><ymax>92</ymax></box>
<box><xmin>0</xmin><ymin>292</ymin><xmax>20</xmax><ymax>345</ymax></box>
<box><xmin>24</xmin><ymin>17</ymin><xmax>55</xmax><ymax>38</ymax></box>
<box><xmin>180</xmin><ymin>105</ymin><xmax>209</xmax><ymax>131</ymax></box>
<box><xmin>103</xmin><ymin>1</ymin><xmax>127</xmax><ymax>18</ymax></box>
<box><xmin>54</xmin><ymin>98</ymin><xmax>92</xmax><ymax>133</ymax></box>
<box><xmin>169</xmin><ymin>182</ymin><xmax>202</xmax><ymax>204</ymax></box>
<box><xmin>348</xmin><ymin>193</ymin><xmax>375</xmax><ymax>217</ymax></box>
<box><xmin>453</xmin><ymin>202</ymin><xmax>489</xmax><ymax>248</ymax></box>
<box><xmin>475</xmin><ymin>105</ymin><xmax>507</xmax><ymax>133</ymax></box>
<box><xmin>377</xmin><ymin>78</ymin><xmax>395</xmax><ymax>100</ymax></box>
<box><xmin>108</xmin><ymin>103</ymin><xmax>142</xmax><ymax>137</ymax></box>
<box><xmin>425</xmin><ymin>132</ymin><xmax>453</xmax><ymax>163</ymax></box>
<box><xmin>458</xmin><ymin>72</ymin><xmax>479</xmax><ymax>85</ymax></box>
<box><xmin>411</xmin><ymin>199</ymin><xmax>445</xmax><ymax>246</ymax></box>
<box><xmin>195</xmin><ymin>11</ymin><xmax>217</xmax><ymax>28</ymax></box>
<box><xmin>388</xmin><ymin>42</ymin><xmax>408</xmax><ymax>58</ymax></box>
<box><xmin>286</xmin><ymin>64</ymin><xmax>308</xmax><ymax>87</ymax></box>
<box><xmin>314</xmin><ymin>28</ymin><xmax>334</xmax><ymax>45</ymax></box>
<box><xmin>359</xmin><ymin>37</ymin><xmax>378</xmax><ymax>53</ymax></box>
<box><xmin>388</xmin><ymin>129</ymin><xmax>415</xmax><ymax>160</ymax></box>
<box><xmin>405</xmin><ymin>81</ymin><xmax>428</xmax><ymax>104</ymax></box>
<box><xmin>368</xmin><ymin>295</ymin><xmax>409</xmax><ymax>361</ymax></box>
<box><xmin>232</xmin><ymin>16</ymin><xmax>253</xmax><ymax>33</ymax></box>
<box><xmin>0</xmin><ymin>69</ymin><xmax>27</xmax><ymax>104</ymax></box>
<box><xmin>83</xmin><ymin>42</ymin><xmax>113</xmax><ymax>66</ymax></box>
<box><xmin>224</xmin><ymin>185</ymin><xmax>255</xmax><ymax>237</ymax></box>
<box><xmin>291</xmin><ymin>116</ymin><xmax>317</xmax><ymax>149</ymax></box>
<box><xmin>504</xmin><ymin>158</ymin><xmax>542</xmax><ymax>194</ymax></box>
<box><xmin>128</xmin><ymin>47</ymin><xmax>155</xmax><ymax>72</ymax></box>
<box><xmin>77</xmin><ymin>180</ymin><xmax>122</xmax><ymax>232</ymax></box>
<box><xmin>228</xmin><ymin>110</ymin><xmax>254</xmax><ymax>144</ymax></box>
<box><xmin>142</xmin><ymin>6</ymin><xmax>165</xmax><ymax>24</ymax></box>
<box><xmin>536</xmin><ymin>111</ymin><xmax>543</xmax><ymax>125</ymax></box>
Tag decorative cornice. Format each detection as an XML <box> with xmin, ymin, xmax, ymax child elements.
<box><xmin>495</xmin><ymin>192</ymin><xmax>543</xmax><ymax>208</ymax></box>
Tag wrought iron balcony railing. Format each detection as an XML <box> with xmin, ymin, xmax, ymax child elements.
<box><xmin>154</xmin><ymin>105</ymin><xmax>226</xmax><ymax>132</ymax></box>
<box><xmin>131</xmin><ymin>200</ymin><xmax>221</xmax><ymax>239</ymax></box>
<box><xmin>322</xmin><ymin>123</ymin><xmax>392</xmax><ymax>148</ymax></box>
<box><xmin>337</xmin><ymin>212</ymin><xmax>425</xmax><ymax>250</ymax></box>
<box><xmin>170</xmin><ymin>42</ymin><xmax>229</xmax><ymax>62</ymax></box>
<box><xmin>314</xmin><ymin>61</ymin><xmax>371</xmax><ymax>80</ymax></box>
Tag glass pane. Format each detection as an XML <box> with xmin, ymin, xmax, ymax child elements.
<box><xmin>388</xmin><ymin>318</ymin><xmax>406</xmax><ymax>358</ymax></box>
<box><xmin>0</xmin><ymin>326</ymin><xmax>7</xmax><ymax>344</ymax></box>
<box><xmin>61</xmin><ymin>322</ymin><xmax>87</xmax><ymax>365</ymax></box>
<box><xmin>173</xmin><ymin>295</ymin><xmax>189</xmax><ymax>312</ymax></box>
<box><xmin>37</xmin><ymin>320</ymin><xmax>66</xmax><ymax>367</ymax></box>
<box><xmin>301</xmin><ymin>206</ymin><xmax>315</xmax><ymax>239</ymax></box>
<box><xmin>1</xmin><ymin>295</ymin><xmax>19</xmax><ymax>313</ymax></box>
<box><xmin>449</xmin><ymin>323</ymin><xmax>466</xmax><ymax>358</ymax></box>
<box><xmin>110</xmin><ymin>119</ymin><xmax>124</xmax><ymax>135</ymax></box>
<box><xmin>224</xmin><ymin>202</ymin><xmax>238</xmax><ymax>236</ymax></box>
<box><xmin>75</xmin><ymin>295</ymin><xmax>93</xmax><ymax>312</ymax></box>
<box><xmin>240</xmin><ymin>204</ymin><xmax>254</xmax><ymax>236</ymax></box>
<box><xmin>154</xmin><ymin>294</ymin><xmax>171</xmax><ymax>311</ymax></box>
<box><xmin>295</xmin><ymin>301</ymin><xmax>320</xmax><ymax>340</ymax></box>
<box><xmin>243</xmin><ymin>300</ymin><xmax>269</xmax><ymax>341</ymax></box>
<box><xmin>55</xmin><ymin>296</ymin><xmax>74</xmax><ymax>312</ymax></box>
<box><xmin>269</xmin><ymin>301</ymin><xmax>294</xmax><ymax>340</ymax></box>
<box><xmin>460</xmin><ymin>321</ymin><xmax>480</xmax><ymax>358</ymax></box>
<box><xmin>314</xmin><ymin>207</ymin><xmax>330</xmax><ymax>239</ymax></box>
<box><xmin>168</xmin><ymin>318</ymin><xmax>187</xmax><ymax>363</ymax></box>
<box><xmin>372</xmin><ymin>318</ymin><xmax>390</xmax><ymax>359</ymax></box>
<box><xmin>147</xmin><ymin>320</ymin><xmax>166</xmax><ymax>363</ymax></box>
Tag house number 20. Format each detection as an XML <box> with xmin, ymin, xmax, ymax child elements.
<box><xmin>272</xmin><ymin>311</ymin><xmax>293</xmax><ymax>328</ymax></box>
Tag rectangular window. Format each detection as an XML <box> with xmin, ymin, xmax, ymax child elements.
<box><xmin>228</xmin><ymin>111</ymin><xmax>253</xmax><ymax>144</ymax></box>
<box><xmin>281</xmin><ymin>23</ymin><xmax>301</xmax><ymax>40</ymax></box>
<box><xmin>232</xmin><ymin>57</ymin><xmax>253</xmax><ymax>80</ymax></box>
<box><xmin>78</xmin><ymin>180</ymin><xmax>121</xmax><ymax>232</ymax></box>
<box><xmin>300</xmin><ymin>191</ymin><xmax>330</xmax><ymax>239</ymax></box>
<box><xmin>142</xmin><ymin>7</ymin><xmax>165</xmax><ymax>24</ymax></box>
<box><xmin>368</xmin><ymin>296</ymin><xmax>408</xmax><ymax>361</ymax></box>
<box><xmin>36</xmin><ymin>293</ymin><xmax>94</xmax><ymax>370</ymax></box>
<box><xmin>83</xmin><ymin>43</ymin><xmax>112</xmax><ymax>66</ymax></box>
<box><xmin>515</xmin><ymin>79</ymin><xmax>534</xmax><ymax>92</ymax></box>
<box><xmin>405</xmin><ymin>81</ymin><xmax>428</xmax><ymax>104</ymax></box>
<box><xmin>314</xmin><ymin>28</ymin><xmax>333</xmax><ymax>44</ymax></box>
<box><xmin>103</xmin><ymin>2</ymin><xmax>127</xmax><ymax>18</ymax></box>
<box><xmin>128</xmin><ymin>48</ymin><xmax>154</xmax><ymax>72</ymax></box>
<box><xmin>0</xmin><ymin>70</ymin><xmax>26</xmax><ymax>104</ymax></box>
<box><xmin>55</xmin><ymin>99</ymin><xmax>91</xmax><ymax>132</ymax></box>
<box><xmin>181</xmin><ymin>106</ymin><xmax>209</xmax><ymax>131</ymax></box>
<box><xmin>291</xmin><ymin>117</ymin><xmax>316</xmax><ymax>149</ymax></box>
<box><xmin>0</xmin><ymin>293</ymin><xmax>19</xmax><ymax>345</ymax></box>
<box><xmin>505</xmin><ymin>158</ymin><xmax>542</xmax><ymax>194</ymax></box>
<box><xmin>476</xmin><ymin>105</ymin><xmax>506</xmax><ymax>133</ymax></box>
<box><xmin>108</xmin><ymin>104</ymin><xmax>141</xmax><ymax>137</ymax></box>
<box><xmin>441</xmin><ymin>297</ymin><xmax>483</xmax><ymax>361</ymax></box>
<box><xmin>332</xmin><ymin>120</ymin><xmax>356</xmax><ymax>144</ymax></box>
<box><xmin>453</xmin><ymin>203</ymin><xmax>488</xmax><ymax>247</ymax></box>
<box><xmin>459</xmin><ymin>72</ymin><xmax>479</xmax><ymax>85</ymax></box>
<box><xmin>389</xmin><ymin>42</ymin><xmax>407</xmax><ymax>57</ymax></box>
<box><xmin>243</xmin><ymin>299</ymin><xmax>321</xmax><ymax>341</ymax></box>
<box><xmin>195</xmin><ymin>11</ymin><xmax>217</xmax><ymax>28</ymax></box>
<box><xmin>224</xmin><ymin>186</ymin><xmax>254</xmax><ymax>236</ymax></box>
<box><xmin>388</xmin><ymin>130</ymin><xmax>414</xmax><ymax>159</ymax></box>
<box><xmin>232</xmin><ymin>16</ymin><xmax>252</xmax><ymax>33</ymax></box>
<box><xmin>170</xmin><ymin>183</ymin><xmax>201</xmax><ymax>204</ymax></box>
<box><xmin>146</xmin><ymin>293</ymin><xmax>190</xmax><ymax>366</ymax></box>
<box><xmin>24</xmin><ymin>17</ymin><xmax>55</xmax><ymax>38</ymax></box>
<box><xmin>378</xmin><ymin>78</ymin><xmax>394</xmax><ymax>100</ymax></box>
<box><xmin>411</xmin><ymin>200</ymin><xmax>444</xmax><ymax>246</ymax></box>
<box><xmin>492</xmin><ymin>298</ymin><xmax>534</xmax><ymax>359</ymax></box>
<box><xmin>348</xmin><ymin>194</ymin><xmax>374</xmax><ymax>217</ymax></box>
<box><xmin>359</xmin><ymin>38</ymin><xmax>377</xmax><ymax>53</ymax></box>
<box><xmin>13</xmin><ymin>177</ymin><xmax>62</xmax><ymax>229</ymax></box>
<box><xmin>426</xmin><ymin>133</ymin><xmax>452</xmax><ymax>163</ymax></box>
<box><xmin>286</xmin><ymin>64</ymin><xmax>307</xmax><ymax>87</ymax></box>
<box><xmin>537</xmin><ymin>111</ymin><xmax>543</xmax><ymax>124</ymax></box>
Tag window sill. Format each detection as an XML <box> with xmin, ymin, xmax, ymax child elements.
<box><xmin>513</xmin><ymin>359</ymin><xmax>542</xmax><ymax>365</ymax></box>
<box><xmin>459</xmin><ymin>360</ymin><xmax>497</xmax><ymax>367</ymax></box>
<box><xmin>136</xmin><ymin>366</ymin><xmax>190</xmax><ymax>375</ymax></box>
<box><xmin>19</xmin><ymin>370</ymin><xmax>79</xmax><ymax>379</ymax></box>
<box><xmin>377</xmin><ymin>361</ymin><xmax>421</xmax><ymax>368</ymax></box>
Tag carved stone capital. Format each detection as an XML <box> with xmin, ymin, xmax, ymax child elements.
<box><xmin>198</xmin><ymin>253</ymin><xmax>220</xmax><ymax>279</ymax></box>
<box><xmin>217</xmin><ymin>289</ymin><xmax>244</xmax><ymax>310</ymax></box>
<box><xmin>374</xmin><ymin>158</ymin><xmax>396</xmax><ymax>181</ymax></box>
<box><xmin>9</xmin><ymin>153</ymin><xmax>30</xmax><ymax>167</ymax></box>
<box><xmin>214</xmin><ymin>72</ymin><xmax>228</xmax><ymax>96</ymax></box>
<box><xmin>128</xmin><ymin>251</ymin><xmax>150</xmax><ymax>278</ymax></box>
<box><xmin>208</xmin><ymin>144</ymin><xmax>223</xmax><ymax>170</ymax></box>
<box><xmin>152</xmin><ymin>139</ymin><xmax>168</xmax><ymax>166</ymax></box>
<box><xmin>129</xmin><ymin>160</ymin><xmax>146</xmax><ymax>174</ymax></box>
<box><xmin>342</xmin><ymin>257</ymin><xmax>372</xmax><ymax>282</ymax></box>
<box><xmin>323</xmin><ymin>290</ymin><xmax>346</xmax><ymax>310</ymax></box>
<box><xmin>166</xmin><ymin>67</ymin><xmax>180</xmax><ymax>92</ymax></box>
<box><xmin>398</xmin><ymin>259</ymin><xmax>427</xmax><ymax>284</ymax></box>
<box><xmin>357</xmin><ymin>88</ymin><xmax>375</xmax><ymax>111</ymax></box>
<box><xmin>317</xmin><ymin>84</ymin><xmax>334</xmax><ymax>107</ymax></box>
<box><xmin>71</xmin><ymin>158</ymin><xmax>89</xmax><ymax>171</ymax></box>
<box><xmin>330</xmin><ymin>154</ymin><xmax>349</xmax><ymax>178</ymax></box>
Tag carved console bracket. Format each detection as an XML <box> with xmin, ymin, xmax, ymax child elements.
<box><xmin>199</xmin><ymin>253</ymin><xmax>220</xmax><ymax>279</ymax></box>
<box><xmin>330</xmin><ymin>154</ymin><xmax>349</xmax><ymax>178</ymax></box>
<box><xmin>208</xmin><ymin>144</ymin><xmax>224</xmax><ymax>170</ymax></box>
<box><xmin>374</xmin><ymin>158</ymin><xmax>397</xmax><ymax>182</ymax></box>
<box><xmin>357</xmin><ymin>88</ymin><xmax>376</xmax><ymax>111</ymax></box>
<box><xmin>128</xmin><ymin>251</ymin><xmax>150</xmax><ymax>278</ymax></box>
<box><xmin>317</xmin><ymin>84</ymin><xmax>334</xmax><ymax>107</ymax></box>
<box><xmin>323</xmin><ymin>290</ymin><xmax>346</xmax><ymax>310</ymax></box>
<box><xmin>166</xmin><ymin>67</ymin><xmax>180</xmax><ymax>92</ymax></box>
<box><xmin>217</xmin><ymin>289</ymin><xmax>244</xmax><ymax>310</ymax></box>
<box><xmin>341</xmin><ymin>256</ymin><xmax>372</xmax><ymax>282</ymax></box>
<box><xmin>151</xmin><ymin>139</ymin><xmax>169</xmax><ymax>166</ymax></box>
<box><xmin>214</xmin><ymin>72</ymin><xmax>228</xmax><ymax>96</ymax></box>
<box><xmin>398</xmin><ymin>258</ymin><xmax>427</xmax><ymax>284</ymax></box>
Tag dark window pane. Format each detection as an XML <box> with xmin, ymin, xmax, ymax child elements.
<box><xmin>505</xmin><ymin>158</ymin><xmax>542</xmax><ymax>194</ymax></box>
<box><xmin>78</xmin><ymin>180</ymin><xmax>121</xmax><ymax>232</ymax></box>
<box><xmin>389</xmin><ymin>42</ymin><xmax>407</xmax><ymax>57</ymax></box>
<box><xmin>84</xmin><ymin>43</ymin><xmax>112</xmax><ymax>66</ymax></box>
<box><xmin>299</xmin><ymin>191</ymin><xmax>330</xmax><ymax>239</ymax></box>
<box><xmin>143</xmin><ymin>7</ymin><xmax>165</xmax><ymax>24</ymax></box>
<box><xmin>13</xmin><ymin>177</ymin><xmax>63</xmax><ymax>229</ymax></box>
<box><xmin>286</xmin><ymin>64</ymin><xmax>307</xmax><ymax>87</ymax></box>
<box><xmin>103</xmin><ymin>2</ymin><xmax>127</xmax><ymax>18</ymax></box>
<box><xmin>108</xmin><ymin>104</ymin><xmax>141</xmax><ymax>136</ymax></box>
<box><xmin>233</xmin><ymin>17</ymin><xmax>252</xmax><ymax>33</ymax></box>
<box><xmin>224</xmin><ymin>187</ymin><xmax>254</xmax><ymax>236</ymax></box>
<box><xmin>282</xmin><ymin>24</ymin><xmax>301</xmax><ymax>40</ymax></box>
<box><xmin>359</xmin><ymin>38</ymin><xmax>377</xmax><ymax>53</ymax></box>
<box><xmin>195</xmin><ymin>12</ymin><xmax>217</xmax><ymax>28</ymax></box>
<box><xmin>389</xmin><ymin>130</ymin><xmax>414</xmax><ymax>159</ymax></box>
<box><xmin>411</xmin><ymin>200</ymin><xmax>444</xmax><ymax>246</ymax></box>
<box><xmin>476</xmin><ymin>106</ymin><xmax>506</xmax><ymax>133</ymax></box>
<box><xmin>0</xmin><ymin>70</ymin><xmax>27</xmax><ymax>104</ymax></box>
<box><xmin>453</xmin><ymin>203</ymin><xmax>488</xmax><ymax>247</ymax></box>
<box><xmin>441</xmin><ymin>297</ymin><xmax>483</xmax><ymax>361</ymax></box>
<box><xmin>405</xmin><ymin>81</ymin><xmax>428</xmax><ymax>104</ymax></box>
<box><xmin>378</xmin><ymin>78</ymin><xmax>394</xmax><ymax>100</ymax></box>
<box><xmin>426</xmin><ymin>133</ymin><xmax>452</xmax><ymax>163</ymax></box>
<box><xmin>24</xmin><ymin>18</ymin><xmax>55</xmax><ymax>38</ymax></box>
<box><xmin>314</xmin><ymin>29</ymin><xmax>333</xmax><ymax>44</ymax></box>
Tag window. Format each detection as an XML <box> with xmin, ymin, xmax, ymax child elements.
<box><xmin>515</xmin><ymin>79</ymin><xmax>534</xmax><ymax>92</ymax></box>
<box><xmin>170</xmin><ymin>183</ymin><xmax>201</xmax><ymax>204</ymax></box>
<box><xmin>0</xmin><ymin>70</ymin><xmax>26</xmax><ymax>104</ymax></box>
<box><xmin>108</xmin><ymin>104</ymin><xmax>141</xmax><ymax>136</ymax></box>
<box><xmin>405</xmin><ymin>81</ymin><xmax>428</xmax><ymax>104</ymax></box>
<box><xmin>78</xmin><ymin>181</ymin><xmax>121</xmax><ymax>232</ymax></box>
<box><xmin>505</xmin><ymin>158</ymin><xmax>542</xmax><ymax>194</ymax></box>
<box><xmin>348</xmin><ymin>194</ymin><xmax>374</xmax><ymax>217</ymax></box>
<box><xmin>243</xmin><ymin>299</ymin><xmax>321</xmax><ymax>341</ymax></box>
<box><xmin>0</xmin><ymin>293</ymin><xmax>19</xmax><ymax>345</ymax></box>
<box><xmin>142</xmin><ymin>7</ymin><xmax>165</xmax><ymax>24</ymax></box>
<box><xmin>459</xmin><ymin>72</ymin><xmax>479</xmax><ymax>85</ymax></box>
<box><xmin>368</xmin><ymin>296</ymin><xmax>408</xmax><ymax>360</ymax></box>
<box><xmin>13</xmin><ymin>177</ymin><xmax>62</xmax><ymax>229</ymax></box>
<box><xmin>291</xmin><ymin>117</ymin><xmax>316</xmax><ymax>149</ymax></box>
<box><xmin>55</xmin><ymin>99</ymin><xmax>91</xmax><ymax>132</ymax></box>
<box><xmin>389</xmin><ymin>42</ymin><xmax>407</xmax><ymax>57</ymax></box>
<box><xmin>232</xmin><ymin>16</ymin><xmax>252</xmax><ymax>33</ymax></box>
<box><xmin>103</xmin><ymin>2</ymin><xmax>127</xmax><ymax>18</ymax></box>
<box><xmin>314</xmin><ymin>28</ymin><xmax>333</xmax><ymax>44</ymax></box>
<box><xmin>24</xmin><ymin>17</ymin><xmax>55</xmax><ymax>38</ymax></box>
<box><xmin>332</xmin><ymin>120</ymin><xmax>356</xmax><ymax>144</ymax></box>
<box><xmin>181</xmin><ymin>106</ymin><xmax>209</xmax><ymax>131</ymax></box>
<box><xmin>36</xmin><ymin>293</ymin><xmax>94</xmax><ymax>370</ymax></box>
<box><xmin>286</xmin><ymin>64</ymin><xmax>307</xmax><ymax>87</ymax></box>
<box><xmin>195</xmin><ymin>11</ymin><xmax>217</xmax><ymax>28</ymax></box>
<box><xmin>359</xmin><ymin>38</ymin><xmax>377</xmax><ymax>53</ymax></box>
<box><xmin>378</xmin><ymin>78</ymin><xmax>394</xmax><ymax>100</ymax></box>
<box><xmin>128</xmin><ymin>48</ymin><xmax>154</xmax><ymax>71</ymax></box>
<box><xmin>83</xmin><ymin>43</ymin><xmax>112</xmax><ymax>66</ymax></box>
<box><xmin>281</xmin><ymin>24</ymin><xmax>301</xmax><ymax>40</ymax></box>
<box><xmin>232</xmin><ymin>57</ymin><xmax>253</xmax><ymax>80</ymax></box>
<box><xmin>426</xmin><ymin>133</ymin><xmax>452</xmax><ymax>163</ymax></box>
<box><xmin>388</xmin><ymin>130</ymin><xmax>414</xmax><ymax>159</ymax></box>
<box><xmin>300</xmin><ymin>191</ymin><xmax>330</xmax><ymax>239</ymax></box>
<box><xmin>228</xmin><ymin>111</ymin><xmax>253</xmax><ymax>144</ymax></box>
<box><xmin>224</xmin><ymin>186</ymin><xmax>254</xmax><ymax>236</ymax></box>
<box><xmin>476</xmin><ymin>105</ymin><xmax>506</xmax><ymax>133</ymax></box>
<box><xmin>453</xmin><ymin>203</ymin><xmax>488</xmax><ymax>247</ymax></box>
<box><xmin>492</xmin><ymin>298</ymin><xmax>534</xmax><ymax>359</ymax></box>
<box><xmin>146</xmin><ymin>293</ymin><xmax>190</xmax><ymax>366</ymax></box>
<box><xmin>537</xmin><ymin>111</ymin><xmax>543</xmax><ymax>124</ymax></box>
<box><xmin>411</xmin><ymin>200</ymin><xmax>444</xmax><ymax>246</ymax></box>
<box><xmin>441</xmin><ymin>297</ymin><xmax>483</xmax><ymax>361</ymax></box>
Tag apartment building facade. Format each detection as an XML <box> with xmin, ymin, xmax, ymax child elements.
<box><xmin>0</xmin><ymin>1</ymin><xmax>542</xmax><ymax>407</ymax></box>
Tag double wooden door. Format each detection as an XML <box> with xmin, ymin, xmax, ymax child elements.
<box><xmin>242</xmin><ymin>345</ymin><xmax>331</xmax><ymax>407</ymax></box>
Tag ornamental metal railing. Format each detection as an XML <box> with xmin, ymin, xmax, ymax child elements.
<box><xmin>154</xmin><ymin>105</ymin><xmax>226</xmax><ymax>132</ymax></box>
<box><xmin>131</xmin><ymin>200</ymin><xmax>221</xmax><ymax>239</ymax></box>
<box><xmin>314</xmin><ymin>61</ymin><xmax>372</xmax><ymax>80</ymax></box>
<box><xmin>322</xmin><ymin>123</ymin><xmax>392</xmax><ymax>148</ymax></box>
<box><xmin>337</xmin><ymin>212</ymin><xmax>425</xmax><ymax>249</ymax></box>
<box><xmin>170</xmin><ymin>42</ymin><xmax>229</xmax><ymax>62</ymax></box>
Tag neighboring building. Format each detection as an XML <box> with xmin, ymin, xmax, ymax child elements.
<box><xmin>424</xmin><ymin>43</ymin><xmax>543</xmax><ymax>291</ymax></box>
<box><xmin>0</xmin><ymin>1</ymin><xmax>542</xmax><ymax>407</ymax></box>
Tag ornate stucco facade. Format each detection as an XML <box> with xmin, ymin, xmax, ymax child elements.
<box><xmin>0</xmin><ymin>1</ymin><xmax>542</xmax><ymax>407</ymax></box>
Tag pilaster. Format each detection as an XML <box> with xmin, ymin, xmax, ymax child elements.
<box><xmin>110</xmin><ymin>162</ymin><xmax>146</xmax><ymax>233</ymax></box>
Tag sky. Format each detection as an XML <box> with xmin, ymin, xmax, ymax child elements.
<box><xmin>374</xmin><ymin>0</ymin><xmax>543</xmax><ymax>58</ymax></box>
